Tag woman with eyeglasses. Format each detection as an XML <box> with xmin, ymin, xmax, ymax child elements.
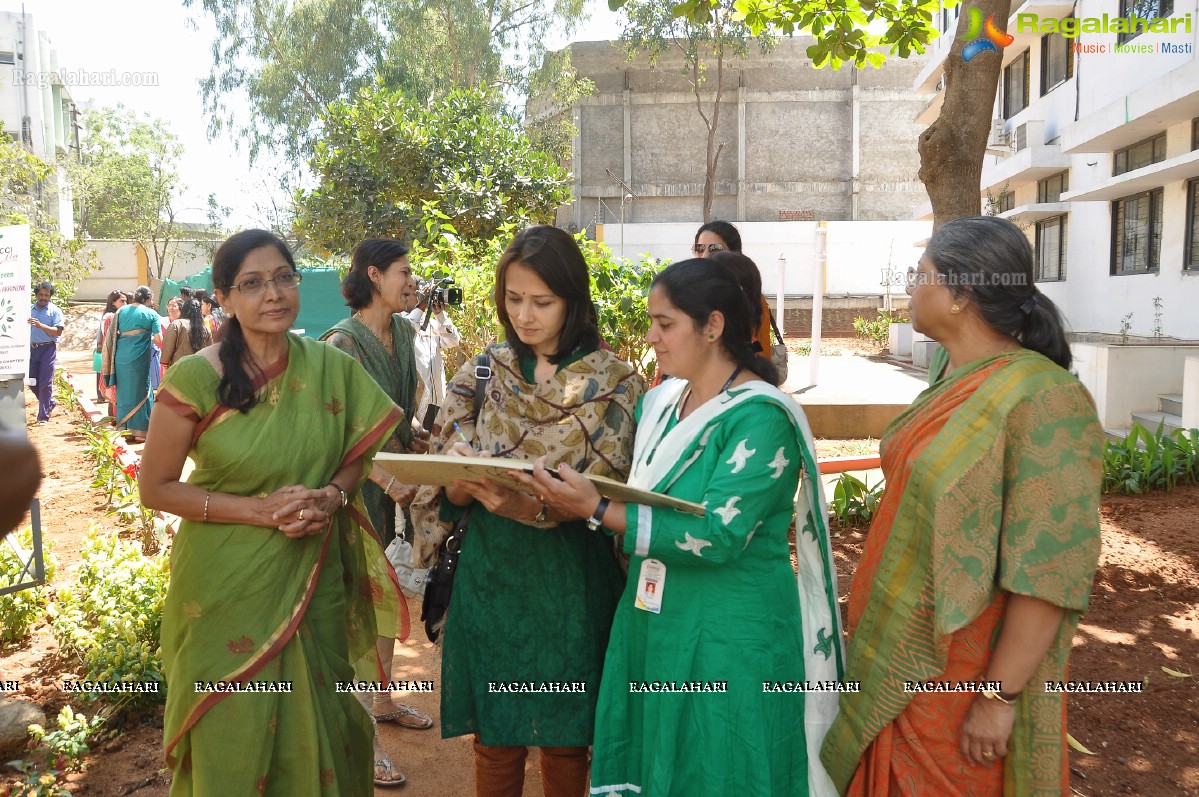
<box><xmin>100</xmin><ymin>285</ymin><xmax>162</xmax><ymax>443</ymax></box>
<box><xmin>820</xmin><ymin>217</ymin><xmax>1103</xmax><ymax>796</ymax></box>
<box><xmin>140</xmin><ymin>229</ymin><xmax>406</xmax><ymax>797</ymax></box>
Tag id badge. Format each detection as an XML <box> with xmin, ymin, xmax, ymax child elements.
<box><xmin>635</xmin><ymin>558</ymin><xmax>666</xmax><ymax>614</ymax></box>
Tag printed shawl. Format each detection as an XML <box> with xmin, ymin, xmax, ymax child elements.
<box><xmin>408</xmin><ymin>341</ymin><xmax>645</xmax><ymax>568</ymax></box>
<box><xmin>628</xmin><ymin>377</ymin><xmax>844</xmax><ymax>797</ymax></box>
<box><xmin>156</xmin><ymin>335</ymin><xmax>403</xmax><ymax>796</ymax></box>
<box><xmin>820</xmin><ymin>350</ymin><xmax>1103</xmax><ymax>797</ymax></box>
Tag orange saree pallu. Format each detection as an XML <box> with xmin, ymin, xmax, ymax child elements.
<box><xmin>821</xmin><ymin>351</ymin><xmax>1103</xmax><ymax>797</ymax></box>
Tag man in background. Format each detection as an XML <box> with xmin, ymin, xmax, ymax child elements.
<box><xmin>28</xmin><ymin>282</ymin><xmax>65</xmax><ymax>424</ymax></box>
<box><xmin>405</xmin><ymin>279</ymin><xmax>461</xmax><ymax>428</ymax></box>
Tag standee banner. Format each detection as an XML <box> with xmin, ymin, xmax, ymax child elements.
<box><xmin>0</xmin><ymin>224</ymin><xmax>32</xmax><ymax>375</ymax></box>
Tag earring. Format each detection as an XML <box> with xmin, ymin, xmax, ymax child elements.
<box><xmin>951</xmin><ymin>304</ymin><xmax>961</xmax><ymax>314</ymax></box>
<box><xmin>708</xmin><ymin>334</ymin><xmax>715</xmax><ymax>340</ymax></box>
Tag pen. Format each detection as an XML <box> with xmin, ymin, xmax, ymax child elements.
<box><xmin>451</xmin><ymin>421</ymin><xmax>472</xmax><ymax>446</ymax></box>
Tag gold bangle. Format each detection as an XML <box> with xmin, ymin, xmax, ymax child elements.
<box><xmin>980</xmin><ymin>689</ymin><xmax>1018</xmax><ymax>706</ymax></box>
<box><xmin>203</xmin><ymin>490</ymin><xmax>212</xmax><ymax>523</ymax></box>
<box><xmin>385</xmin><ymin>476</ymin><xmax>396</xmax><ymax>495</ymax></box>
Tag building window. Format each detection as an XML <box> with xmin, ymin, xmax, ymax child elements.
<box><xmin>1112</xmin><ymin>189</ymin><xmax>1164</xmax><ymax>275</ymax></box>
<box><xmin>1119</xmin><ymin>0</ymin><xmax>1175</xmax><ymax>44</ymax></box>
<box><xmin>942</xmin><ymin>3</ymin><xmax>961</xmax><ymax>35</ymax></box>
<box><xmin>1114</xmin><ymin>133</ymin><xmax>1166</xmax><ymax>176</ymax></box>
<box><xmin>1192</xmin><ymin>117</ymin><xmax>1199</xmax><ymax>150</ymax></box>
<box><xmin>1037</xmin><ymin>171</ymin><xmax>1069</xmax><ymax>203</ymax></box>
<box><xmin>1003</xmin><ymin>51</ymin><xmax>1030</xmax><ymax>119</ymax></box>
<box><xmin>1041</xmin><ymin>20</ymin><xmax>1075</xmax><ymax>94</ymax></box>
<box><xmin>0</xmin><ymin>52</ymin><xmax>14</xmax><ymax>65</ymax></box>
<box><xmin>1036</xmin><ymin>216</ymin><xmax>1068</xmax><ymax>282</ymax></box>
<box><xmin>1186</xmin><ymin>179</ymin><xmax>1199</xmax><ymax>272</ymax></box>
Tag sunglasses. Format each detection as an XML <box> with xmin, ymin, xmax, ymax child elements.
<box><xmin>692</xmin><ymin>242</ymin><xmax>727</xmax><ymax>255</ymax></box>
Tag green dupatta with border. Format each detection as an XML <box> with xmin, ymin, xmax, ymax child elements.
<box><xmin>820</xmin><ymin>350</ymin><xmax>1104</xmax><ymax>796</ymax></box>
<box><xmin>157</xmin><ymin>335</ymin><xmax>403</xmax><ymax>796</ymax></box>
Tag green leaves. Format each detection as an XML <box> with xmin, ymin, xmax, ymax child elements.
<box><xmin>830</xmin><ymin>472</ymin><xmax>884</xmax><ymax>526</ymax></box>
<box><xmin>1102</xmin><ymin>423</ymin><xmax>1199</xmax><ymax>495</ymax></box>
<box><xmin>295</xmin><ymin>87</ymin><xmax>570</xmax><ymax>255</ymax></box>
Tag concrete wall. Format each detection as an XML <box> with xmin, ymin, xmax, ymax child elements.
<box><xmin>599</xmin><ymin>220</ymin><xmax>930</xmax><ymax>296</ymax></box>
<box><xmin>1072</xmin><ymin>342</ymin><xmax>1199</xmax><ymax>430</ymax></box>
<box><xmin>560</xmin><ymin>38</ymin><xmax>930</xmax><ymax>230</ymax></box>
<box><xmin>73</xmin><ymin>239</ymin><xmax>215</xmax><ymax>302</ymax></box>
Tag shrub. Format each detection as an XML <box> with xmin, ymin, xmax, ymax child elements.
<box><xmin>0</xmin><ymin>529</ymin><xmax>57</xmax><ymax>645</ymax></box>
<box><xmin>1102</xmin><ymin>423</ymin><xmax>1199</xmax><ymax>495</ymax></box>
<box><xmin>829</xmin><ymin>472</ymin><xmax>884</xmax><ymax>526</ymax></box>
<box><xmin>27</xmin><ymin>706</ymin><xmax>106</xmax><ymax>772</ymax></box>
<box><xmin>48</xmin><ymin>528</ymin><xmax>168</xmax><ymax>710</ymax></box>
<box><xmin>852</xmin><ymin>309</ymin><xmax>906</xmax><ymax>347</ymax></box>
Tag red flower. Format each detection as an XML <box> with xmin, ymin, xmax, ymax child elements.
<box><xmin>123</xmin><ymin>462</ymin><xmax>140</xmax><ymax>478</ymax></box>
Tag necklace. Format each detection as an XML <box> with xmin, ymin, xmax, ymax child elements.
<box><xmin>680</xmin><ymin>365</ymin><xmax>743</xmax><ymax>419</ymax></box>
<box><xmin>353</xmin><ymin>311</ymin><xmax>393</xmax><ymax>353</ymax></box>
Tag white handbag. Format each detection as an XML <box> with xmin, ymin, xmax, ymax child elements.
<box><xmin>385</xmin><ymin>535</ymin><xmax>429</xmax><ymax>598</ymax></box>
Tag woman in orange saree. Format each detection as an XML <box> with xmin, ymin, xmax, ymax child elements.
<box><xmin>820</xmin><ymin>217</ymin><xmax>1104</xmax><ymax>797</ymax></box>
<box><xmin>140</xmin><ymin>230</ymin><xmax>404</xmax><ymax>796</ymax></box>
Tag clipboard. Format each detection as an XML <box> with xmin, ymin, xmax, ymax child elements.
<box><xmin>375</xmin><ymin>453</ymin><xmax>706</xmax><ymax>517</ymax></box>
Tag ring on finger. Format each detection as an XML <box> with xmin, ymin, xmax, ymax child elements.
<box><xmin>982</xmin><ymin>751</ymin><xmax>994</xmax><ymax>760</ymax></box>
<box><xmin>298</xmin><ymin>508</ymin><xmax>306</xmax><ymax>521</ymax></box>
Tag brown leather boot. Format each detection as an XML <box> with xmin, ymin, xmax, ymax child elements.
<box><xmin>539</xmin><ymin>745</ymin><xmax>590</xmax><ymax>797</ymax></box>
<box><xmin>473</xmin><ymin>736</ymin><xmax>527</xmax><ymax>797</ymax></box>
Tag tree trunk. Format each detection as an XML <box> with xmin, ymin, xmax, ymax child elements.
<box><xmin>918</xmin><ymin>0</ymin><xmax>1013</xmax><ymax>230</ymax></box>
<box><xmin>702</xmin><ymin>49</ymin><xmax>726</xmax><ymax>222</ymax></box>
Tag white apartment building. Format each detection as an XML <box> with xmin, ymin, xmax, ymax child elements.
<box><xmin>0</xmin><ymin>9</ymin><xmax>78</xmax><ymax>236</ymax></box>
<box><xmin>914</xmin><ymin>0</ymin><xmax>1199</xmax><ymax>341</ymax></box>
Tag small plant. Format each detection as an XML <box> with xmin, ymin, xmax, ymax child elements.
<box><xmin>1152</xmin><ymin>296</ymin><xmax>1164</xmax><ymax>339</ymax></box>
<box><xmin>1119</xmin><ymin>312</ymin><xmax>1134</xmax><ymax>344</ymax></box>
<box><xmin>52</xmin><ymin>370</ymin><xmax>76</xmax><ymax>412</ymax></box>
<box><xmin>0</xmin><ymin>529</ymin><xmax>57</xmax><ymax>645</ymax></box>
<box><xmin>853</xmin><ymin>310</ymin><xmax>905</xmax><ymax>347</ymax></box>
<box><xmin>1102</xmin><ymin>423</ymin><xmax>1199</xmax><ymax>495</ymax></box>
<box><xmin>829</xmin><ymin>473</ymin><xmax>885</xmax><ymax>526</ymax></box>
<box><xmin>27</xmin><ymin>706</ymin><xmax>106</xmax><ymax>773</ymax></box>
<box><xmin>3</xmin><ymin>759</ymin><xmax>71</xmax><ymax>797</ymax></box>
<box><xmin>48</xmin><ymin>528</ymin><xmax>169</xmax><ymax>711</ymax></box>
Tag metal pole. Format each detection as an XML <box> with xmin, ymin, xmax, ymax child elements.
<box><xmin>775</xmin><ymin>253</ymin><xmax>785</xmax><ymax>338</ymax></box>
<box><xmin>811</xmin><ymin>222</ymin><xmax>828</xmax><ymax>387</ymax></box>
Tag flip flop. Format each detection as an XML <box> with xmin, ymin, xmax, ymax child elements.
<box><xmin>374</xmin><ymin>756</ymin><xmax>407</xmax><ymax>788</ymax></box>
<box><xmin>373</xmin><ymin>703</ymin><xmax>434</xmax><ymax>730</ymax></box>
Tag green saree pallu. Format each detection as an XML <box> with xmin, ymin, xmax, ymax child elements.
<box><xmin>157</xmin><ymin>335</ymin><xmax>404</xmax><ymax>797</ymax></box>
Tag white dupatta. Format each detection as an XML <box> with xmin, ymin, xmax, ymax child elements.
<box><xmin>630</xmin><ymin>377</ymin><xmax>844</xmax><ymax>797</ymax></box>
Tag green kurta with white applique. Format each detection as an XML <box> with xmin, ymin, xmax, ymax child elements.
<box><xmin>589</xmin><ymin>380</ymin><xmax>844</xmax><ymax>797</ymax></box>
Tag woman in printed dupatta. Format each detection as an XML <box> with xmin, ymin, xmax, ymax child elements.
<box><xmin>102</xmin><ymin>285</ymin><xmax>162</xmax><ymax>442</ymax></box>
<box><xmin>408</xmin><ymin>225</ymin><xmax>644</xmax><ymax>797</ymax></box>
<box><xmin>519</xmin><ymin>257</ymin><xmax>844</xmax><ymax>797</ymax></box>
<box><xmin>820</xmin><ymin>216</ymin><xmax>1104</xmax><ymax>797</ymax></box>
<box><xmin>139</xmin><ymin>230</ymin><xmax>405</xmax><ymax>797</ymax></box>
<box><xmin>319</xmin><ymin>238</ymin><xmax>435</xmax><ymax>788</ymax></box>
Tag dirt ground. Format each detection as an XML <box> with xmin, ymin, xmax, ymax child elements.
<box><xmin>4</xmin><ymin>344</ymin><xmax>1197</xmax><ymax>796</ymax></box>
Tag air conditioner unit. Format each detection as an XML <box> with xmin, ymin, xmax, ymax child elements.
<box><xmin>987</xmin><ymin>119</ymin><xmax>1008</xmax><ymax>148</ymax></box>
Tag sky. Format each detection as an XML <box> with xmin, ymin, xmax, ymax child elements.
<box><xmin>10</xmin><ymin>0</ymin><xmax>623</xmax><ymax>228</ymax></box>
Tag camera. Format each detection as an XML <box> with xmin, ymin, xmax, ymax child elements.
<box><xmin>419</xmin><ymin>276</ymin><xmax>463</xmax><ymax>307</ymax></box>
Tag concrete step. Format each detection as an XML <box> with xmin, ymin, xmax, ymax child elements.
<box><xmin>1105</xmin><ymin>427</ymin><xmax>1132</xmax><ymax>443</ymax></box>
<box><xmin>1130</xmin><ymin>411</ymin><xmax>1183</xmax><ymax>435</ymax></box>
<box><xmin>1159</xmin><ymin>393</ymin><xmax>1183</xmax><ymax>415</ymax></box>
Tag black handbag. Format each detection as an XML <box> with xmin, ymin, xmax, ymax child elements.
<box><xmin>419</xmin><ymin>352</ymin><xmax>490</xmax><ymax>642</ymax></box>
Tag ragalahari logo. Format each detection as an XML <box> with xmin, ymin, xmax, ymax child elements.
<box><xmin>961</xmin><ymin>7</ymin><xmax>1015</xmax><ymax>62</ymax></box>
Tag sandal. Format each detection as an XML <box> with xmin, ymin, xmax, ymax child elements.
<box><xmin>373</xmin><ymin>703</ymin><xmax>434</xmax><ymax>730</ymax></box>
<box><xmin>374</xmin><ymin>756</ymin><xmax>407</xmax><ymax>788</ymax></box>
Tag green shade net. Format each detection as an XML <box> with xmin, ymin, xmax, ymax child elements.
<box><xmin>159</xmin><ymin>267</ymin><xmax>349</xmax><ymax>339</ymax></box>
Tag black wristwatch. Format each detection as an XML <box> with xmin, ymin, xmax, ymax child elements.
<box><xmin>586</xmin><ymin>497</ymin><xmax>611</xmax><ymax>532</ymax></box>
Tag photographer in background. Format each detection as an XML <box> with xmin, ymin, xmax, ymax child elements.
<box><xmin>404</xmin><ymin>277</ymin><xmax>462</xmax><ymax>428</ymax></box>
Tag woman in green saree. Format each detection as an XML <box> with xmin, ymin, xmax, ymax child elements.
<box><xmin>320</xmin><ymin>238</ymin><xmax>434</xmax><ymax>788</ymax></box>
<box><xmin>140</xmin><ymin>230</ymin><xmax>404</xmax><ymax>797</ymax></box>
<box><xmin>819</xmin><ymin>216</ymin><xmax>1104</xmax><ymax>797</ymax></box>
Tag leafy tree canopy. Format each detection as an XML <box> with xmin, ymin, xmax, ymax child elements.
<box><xmin>186</xmin><ymin>0</ymin><xmax>589</xmax><ymax>166</ymax></box>
<box><xmin>295</xmin><ymin>87</ymin><xmax>572</xmax><ymax>254</ymax></box>
<box><xmin>1</xmin><ymin>129</ymin><xmax>92</xmax><ymax>297</ymax></box>
<box><xmin>614</xmin><ymin>0</ymin><xmax>946</xmax><ymax>69</ymax></box>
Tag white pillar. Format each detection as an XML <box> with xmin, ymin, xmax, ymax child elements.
<box><xmin>811</xmin><ymin>222</ymin><xmax>828</xmax><ymax>387</ymax></box>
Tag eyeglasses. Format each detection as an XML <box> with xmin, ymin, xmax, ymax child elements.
<box><xmin>232</xmin><ymin>271</ymin><xmax>303</xmax><ymax>296</ymax></box>
<box><xmin>692</xmin><ymin>243</ymin><xmax>727</xmax><ymax>255</ymax></box>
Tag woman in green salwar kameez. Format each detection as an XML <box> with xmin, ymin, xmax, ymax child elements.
<box><xmin>409</xmin><ymin>225</ymin><xmax>645</xmax><ymax>797</ymax></box>
<box><xmin>140</xmin><ymin>230</ymin><xmax>404</xmax><ymax>796</ymax></box>
<box><xmin>521</xmin><ymin>258</ymin><xmax>844</xmax><ymax>797</ymax></box>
